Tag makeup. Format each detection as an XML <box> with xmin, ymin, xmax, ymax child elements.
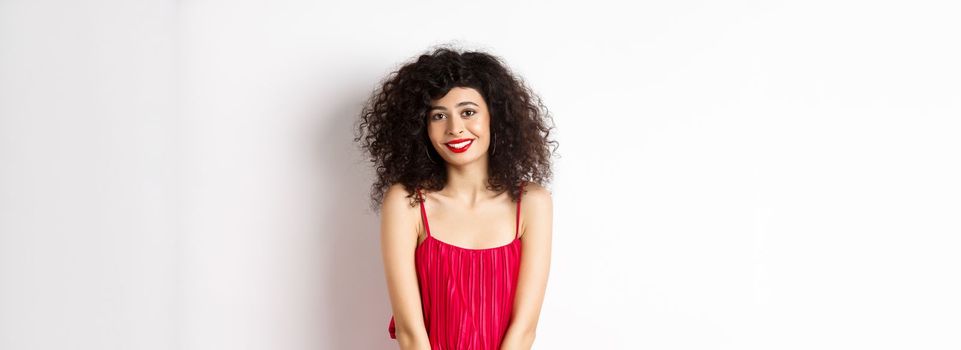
<box><xmin>444</xmin><ymin>138</ymin><xmax>474</xmax><ymax>153</ymax></box>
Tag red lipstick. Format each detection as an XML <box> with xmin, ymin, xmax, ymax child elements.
<box><xmin>444</xmin><ymin>138</ymin><xmax>474</xmax><ymax>153</ymax></box>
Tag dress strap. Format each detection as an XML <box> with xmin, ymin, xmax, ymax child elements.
<box><xmin>515</xmin><ymin>181</ymin><xmax>525</xmax><ymax>239</ymax></box>
<box><xmin>417</xmin><ymin>188</ymin><xmax>431</xmax><ymax>238</ymax></box>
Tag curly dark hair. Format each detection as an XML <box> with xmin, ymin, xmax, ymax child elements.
<box><xmin>353</xmin><ymin>45</ymin><xmax>559</xmax><ymax>213</ymax></box>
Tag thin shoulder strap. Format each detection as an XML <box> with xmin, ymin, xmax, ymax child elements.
<box><xmin>417</xmin><ymin>188</ymin><xmax>431</xmax><ymax>238</ymax></box>
<box><xmin>515</xmin><ymin>181</ymin><xmax>525</xmax><ymax>239</ymax></box>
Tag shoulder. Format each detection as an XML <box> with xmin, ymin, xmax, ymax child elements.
<box><xmin>382</xmin><ymin>183</ymin><xmax>419</xmax><ymax>214</ymax></box>
<box><xmin>519</xmin><ymin>182</ymin><xmax>552</xmax><ymax>239</ymax></box>
<box><xmin>520</xmin><ymin>182</ymin><xmax>552</xmax><ymax>222</ymax></box>
<box><xmin>381</xmin><ymin>183</ymin><xmax>420</xmax><ymax>238</ymax></box>
<box><xmin>522</xmin><ymin>182</ymin><xmax>553</xmax><ymax>207</ymax></box>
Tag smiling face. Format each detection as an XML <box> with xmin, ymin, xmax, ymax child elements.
<box><xmin>426</xmin><ymin>87</ymin><xmax>491</xmax><ymax>166</ymax></box>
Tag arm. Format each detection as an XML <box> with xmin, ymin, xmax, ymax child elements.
<box><xmin>500</xmin><ymin>183</ymin><xmax>553</xmax><ymax>350</ymax></box>
<box><xmin>381</xmin><ymin>183</ymin><xmax>432</xmax><ymax>350</ymax></box>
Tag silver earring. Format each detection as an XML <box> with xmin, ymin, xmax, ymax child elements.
<box><xmin>491</xmin><ymin>133</ymin><xmax>496</xmax><ymax>156</ymax></box>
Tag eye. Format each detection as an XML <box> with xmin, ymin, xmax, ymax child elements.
<box><xmin>462</xmin><ymin>109</ymin><xmax>476</xmax><ymax>117</ymax></box>
<box><xmin>431</xmin><ymin>113</ymin><xmax>446</xmax><ymax>121</ymax></box>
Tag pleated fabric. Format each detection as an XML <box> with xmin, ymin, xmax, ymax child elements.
<box><xmin>388</xmin><ymin>182</ymin><xmax>525</xmax><ymax>349</ymax></box>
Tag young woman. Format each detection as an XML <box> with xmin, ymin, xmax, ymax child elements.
<box><xmin>355</xmin><ymin>46</ymin><xmax>558</xmax><ymax>350</ymax></box>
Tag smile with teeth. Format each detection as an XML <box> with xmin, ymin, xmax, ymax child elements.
<box><xmin>445</xmin><ymin>139</ymin><xmax>474</xmax><ymax>153</ymax></box>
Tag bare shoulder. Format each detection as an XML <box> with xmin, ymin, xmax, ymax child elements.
<box><xmin>381</xmin><ymin>183</ymin><xmax>419</xmax><ymax>229</ymax></box>
<box><xmin>383</xmin><ymin>182</ymin><xmax>417</xmax><ymax>209</ymax></box>
<box><xmin>380</xmin><ymin>183</ymin><xmax>419</xmax><ymax>243</ymax></box>
<box><xmin>522</xmin><ymin>182</ymin><xmax>553</xmax><ymax>206</ymax></box>
<box><xmin>520</xmin><ymin>182</ymin><xmax>553</xmax><ymax>239</ymax></box>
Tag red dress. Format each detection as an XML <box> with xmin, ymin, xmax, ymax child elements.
<box><xmin>388</xmin><ymin>182</ymin><xmax>525</xmax><ymax>349</ymax></box>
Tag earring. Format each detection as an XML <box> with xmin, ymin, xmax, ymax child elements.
<box><xmin>491</xmin><ymin>133</ymin><xmax>496</xmax><ymax>156</ymax></box>
<box><xmin>425</xmin><ymin>145</ymin><xmax>436</xmax><ymax>164</ymax></box>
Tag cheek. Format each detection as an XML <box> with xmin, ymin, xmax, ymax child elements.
<box><xmin>467</xmin><ymin>118</ymin><xmax>489</xmax><ymax>135</ymax></box>
<box><xmin>426</xmin><ymin>124</ymin><xmax>442</xmax><ymax>141</ymax></box>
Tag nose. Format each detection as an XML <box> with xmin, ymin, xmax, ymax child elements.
<box><xmin>446</xmin><ymin>117</ymin><xmax>464</xmax><ymax>135</ymax></box>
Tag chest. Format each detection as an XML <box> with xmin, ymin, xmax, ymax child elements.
<box><xmin>419</xmin><ymin>204</ymin><xmax>520</xmax><ymax>249</ymax></box>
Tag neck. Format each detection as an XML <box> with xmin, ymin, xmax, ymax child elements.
<box><xmin>442</xmin><ymin>154</ymin><xmax>492</xmax><ymax>206</ymax></box>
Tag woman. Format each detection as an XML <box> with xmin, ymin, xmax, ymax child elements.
<box><xmin>355</xmin><ymin>45</ymin><xmax>558</xmax><ymax>350</ymax></box>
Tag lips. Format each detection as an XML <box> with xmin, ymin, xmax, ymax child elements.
<box><xmin>444</xmin><ymin>138</ymin><xmax>474</xmax><ymax>153</ymax></box>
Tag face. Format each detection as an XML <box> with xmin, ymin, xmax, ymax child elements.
<box><xmin>426</xmin><ymin>87</ymin><xmax>491</xmax><ymax>165</ymax></box>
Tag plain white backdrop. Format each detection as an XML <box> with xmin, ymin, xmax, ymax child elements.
<box><xmin>1</xmin><ymin>0</ymin><xmax>959</xmax><ymax>349</ymax></box>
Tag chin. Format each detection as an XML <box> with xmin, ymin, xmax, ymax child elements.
<box><xmin>442</xmin><ymin>153</ymin><xmax>484</xmax><ymax>165</ymax></box>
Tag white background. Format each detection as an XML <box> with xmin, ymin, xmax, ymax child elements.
<box><xmin>1</xmin><ymin>0</ymin><xmax>959</xmax><ymax>349</ymax></box>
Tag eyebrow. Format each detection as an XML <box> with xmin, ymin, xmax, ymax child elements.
<box><xmin>429</xmin><ymin>101</ymin><xmax>479</xmax><ymax>111</ymax></box>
